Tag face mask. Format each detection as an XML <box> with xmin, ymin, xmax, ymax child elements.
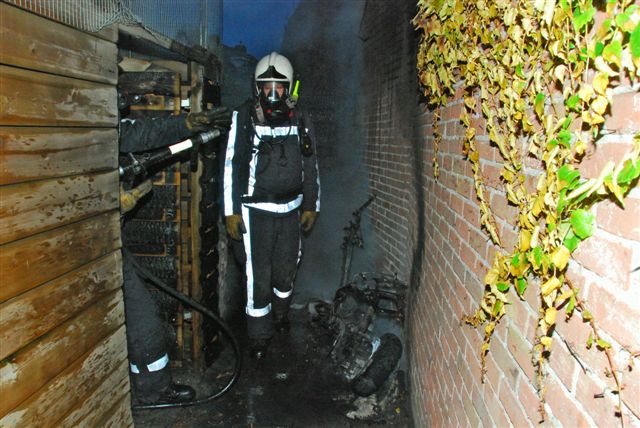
<box><xmin>258</xmin><ymin>82</ymin><xmax>291</xmax><ymax>126</ymax></box>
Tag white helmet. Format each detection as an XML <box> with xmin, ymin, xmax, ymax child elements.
<box><xmin>254</xmin><ymin>52</ymin><xmax>294</xmax><ymax>97</ymax></box>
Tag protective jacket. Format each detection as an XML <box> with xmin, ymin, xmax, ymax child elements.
<box><xmin>120</xmin><ymin>116</ymin><xmax>191</xmax><ymax>153</ymax></box>
<box><xmin>223</xmin><ymin>100</ymin><xmax>320</xmax><ymax>217</ymax></box>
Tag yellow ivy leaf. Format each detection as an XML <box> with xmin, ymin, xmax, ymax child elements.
<box><xmin>555</xmin><ymin>290</ymin><xmax>573</xmax><ymax>306</ymax></box>
<box><xmin>574</xmin><ymin>139</ymin><xmax>587</xmax><ymax>156</ymax></box>
<box><xmin>485</xmin><ymin>321</ymin><xmax>496</xmax><ymax>336</ymax></box>
<box><xmin>531</xmin><ymin>225</ymin><xmax>540</xmax><ymax>248</ymax></box>
<box><xmin>592</xmin><ymin>72</ymin><xmax>609</xmax><ymax>95</ymax></box>
<box><xmin>541</xmin><ymin>276</ymin><xmax>561</xmax><ymax>296</ymax></box>
<box><xmin>578</xmin><ymin>84</ymin><xmax>594</xmax><ymax>102</ymax></box>
<box><xmin>554</xmin><ymin>64</ymin><xmax>567</xmax><ymax>82</ymax></box>
<box><xmin>520</xmin><ymin>229</ymin><xmax>532</xmax><ymax>252</ymax></box>
<box><xmin>484</xmin><ymin>266</ymin><xmax>500</xmax><ymax>285</ymax></box>
<box><xmin>551</xmin><ymin>245</ymin><xmax>571</xmax><ymax>270</ymax></box>
<box><xmin>595</xmin><ymin>56</ymin><xmax>619</xmax><ymax>77</ymax></box>
<box><xmin>465</xmin><ymin>96</ymin><xmax>477</xmax><ymax>110</ymax></box>
<box><xmin>544</xmin><ymin>307</ymin><xmax>558</xmax><ymax>325</ymax></box>
<box><xmin>540</xmin><ymin>336</ymin><xmax>553</xmax><ymax>349</ymax></box>
<box><xmin>543</xmin><ymin>0</ymin><xmax>556</xmax><ymax>26</ymax></box>
<box><xmin>591</xmin><ymin>95</ymin><xmax>609</xmax><ymax>115</ymax></box>
<box><xmin>581</xmin><ymin>110</ymin><xmax>605</xmax><ymax>125</ymax></box>
<box><xmin>567</xmin><ymin>178</ymin><xmax>596</xmax><ymax>200</ymax></box>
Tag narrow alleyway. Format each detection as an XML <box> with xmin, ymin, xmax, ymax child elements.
<box><xmin>133</xmin><ymin>306</ymin><xmax>412</xmax><ymax>427</ymax></box>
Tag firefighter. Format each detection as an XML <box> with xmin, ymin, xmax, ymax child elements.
<box><xmin>223</xmin><ymin>52</ymin><xmax>320</xmax><ymax>360</ymax></box>
<box><xmin>119</xmin><ymin>106</ymin><xmax>231</xmax><ymax>405</ymax></box>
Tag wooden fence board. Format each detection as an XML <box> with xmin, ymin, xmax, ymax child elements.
<box><xmin>0</xmin><ymin>3</ymin><xmax>117</xmax><ymax>85</ymax></box>
<box><xmin>0</xmin><ymin>127</ymin><xmax>118</xmax><ymax>185</ymax></box>
<box><xmin>0</xmin><ymin>3</ymin><xmax>118</xmax><ymax>43</ymax></box>
<box><xmin>0</xmin><ymin>211</ymin><xmax>121</xmax><ymax>303</ymax></box>
<box><xmin>0</xmin><ymin>327</ymin><xmax>128</xmax><ymax>428</ymax></box>
<box><xmin>0</xmin><ymin>171</ymin><xmax>119</xmax><ymax>245</ymax></box>
<box><xmin>0</xmin><ymin>251</ymin><xmax>122</xmax><ymax>360</ymax></box>
<box><xmin>0</xmin><ymin>65</ymin><xmax>117</xmax><ymax>127</ymax></box>
<box><xmin>58</xmin><ymin>360</ymin><xmax>129</xmax><ymax>428</ymax></box>
<box><xmin>0</xmin><ymin>290</ymin><xmax>124</xmax><ymax>417</ymax></box>
<box><xmin>100</xmin><ymin>393</ymin><xmax>134</xmax><ymax>428</ymax></box>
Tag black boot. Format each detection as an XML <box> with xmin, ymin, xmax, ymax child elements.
<box><xmin>155</xmin><ymin>383</ymin><xmax>196</xmax><ymax>404</ymax></box>
<box><xmin>249</xmin><ymin>338</ymin><xmax>270</xmax><ymax>360</ymax></box>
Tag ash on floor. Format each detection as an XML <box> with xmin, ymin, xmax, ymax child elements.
<box><xmin>133</xmin><ymin>307</ymin><xmax>412</xmax><ymax>427</ymax></box>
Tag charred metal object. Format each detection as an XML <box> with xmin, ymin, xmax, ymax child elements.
<box><xmin>314</xmin><ymin>272</ymin><xmax>406</xmax><ymax>402</ymax></box>
<box><xmin>340</xmin><ymin>195</ymin><xmax>376</xmax><ymax>288</ymax></box>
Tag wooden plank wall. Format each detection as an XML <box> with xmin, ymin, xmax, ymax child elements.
<box><xmin>0</xmin><ymin>4</ymin><xmax>133</xmax><ymax>427</ymax></box>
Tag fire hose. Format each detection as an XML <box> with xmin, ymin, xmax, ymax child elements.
<box><xmin>119</xmin><ymin>129</ymin><xmax>221</xmax><ymax>178</ymax></box>
<box><xmin>128</xmin><ymin>253</ymin><xmax>242</xmax><ymax>410</ymax></box>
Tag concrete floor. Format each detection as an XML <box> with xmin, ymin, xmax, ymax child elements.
<box><xmin>132</xmin><ymin>307</ymin><xmax>412</xmax><ymax>427</ymax></box>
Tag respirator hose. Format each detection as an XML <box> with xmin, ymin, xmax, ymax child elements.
<box><xmin>127</xmin><ymin>252</ymin><xmax>242</xmax><ymax>410</ymax></box>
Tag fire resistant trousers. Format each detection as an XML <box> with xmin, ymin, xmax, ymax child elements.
<box><xmin>242</xmin><ymin>207</ymin><xmax>301</xmax><ymax>340</ymax></box>
<box><xmin>122</xmin><ymin>249</ymin><xmax>171</xmax><ymax>402</ymax></box>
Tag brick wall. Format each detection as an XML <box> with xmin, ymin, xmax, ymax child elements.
<box><xmin>359</xmin><ymin>2</ymin><xmax>640</xmax><ymax>428</ymax></box>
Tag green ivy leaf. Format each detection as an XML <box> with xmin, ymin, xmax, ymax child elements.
<box><xmin>566</xmin><ymin>95</ymin><xmax>580</xmax><ymax>111</ymax></box>
<box><xmin>557</xmin><ymin>188</ymin><xmax>568</xmax><ymax>214</ymax></box>
<box><xmin>615</xmin><ymin>12</ymin><xmax>631</xmax><ymax>29</ymax></box>
<box><xmin>558</xmin><ymin>164</ymin><xmax>580</xmax><ymax>187</ymax></box>
<box><xmin>566</xmin><ymin>294</ymin><xmax>576</xmax><ymax>316</ymax></box>
<box><xmin>497</xmin><ymin>282</ymin><xmax>510</xmax><ymax>292</ymax></box>
<box><xmin>564</xmin><ymin>229</ymin><xmax>580</xmax><ymax>253</ymax></box>
<box><xmin>570</xmin><ymin>209</ymin><xmax>595</xmax><ymax>239</ymax></box>
<box><xmin>583</xmin><ymin>310</ymin><xmax>593</xmax><ymax>322</ymax></box>
<box><xmin>516</xmin><ymin>277</ymin><xmax>527</xmax><ymax>295</ymax></box>
<box><xmin>573</xmin><ymin>5</ymin><xmax>596</xmax><ymax>31</ymax></box>
<box><xmin>594</xmin><ymin>41</ymin><xmax>604</xmax><ymax>57</ymax></box>
<box><xmin>596</xmin><ymin>339</ymin><xmax>612</xmax><ymax>349</ymax></box>
<box><xmin>617</xmin><ymin>159</ymin><xmax>640</xmax><ymax>184</ymax></box>
<box><xmin>586</xmin><ymin>332</ymin><xmax>593</xmax><ymax>349</ymax></box>
<box><xmin>535</xmin><ymin>92</ymin><xmax>545</xmax><ymax>119</ymax></box>
<box><xmin>558</xmin><ymin>130</ymin><xmax>572</xmax><ymax>148</ymax></box>
<box><xmin>492</xmin><ymin>300</ymin><xmax>504</xmax><ymax>317</ymax></box>
<box><xmin>532</xmin><ymin>246</ymin><xmax>543</xmax><ymax>267</ymax></box>
<box><xmin>630</xmin><ymin>23</ymin><xmax>640</xmax><ymax>59</ymax></box>
<box><xmin>603</xmin><ymin>40</ymin><xmax>623</xmax><ymax>66</ymax></box>
<box><xmin>511</xmin><ymin>253</ymin><xmax>521</xmax><ymax>267</ymax></box>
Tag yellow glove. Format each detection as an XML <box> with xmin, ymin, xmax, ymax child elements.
<box><xmin>185</xmin><ymin>106</ymin><xmax>231</xmax><ymax>132</ymax></box>
<box><xmin>120</xmin><ymin>180</ymin><xmax>152</xmax><ymax>214</ymax></box>
<box><xmin>225</xmin><ymin>214</ymin><xmax>246</xmax><ymax>241</ymax></box>
<box><xmin>300</xmin><ymin>211</ymin><xmax>317</xmax><ymax>232</ymax></box>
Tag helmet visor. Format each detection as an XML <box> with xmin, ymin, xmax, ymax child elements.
<box><xmin>258</xmin><ymin>81</ymin><xmax>289</xmax><ymax>102</ymax></box>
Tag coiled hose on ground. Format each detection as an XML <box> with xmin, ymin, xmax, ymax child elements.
<box><xmin>128</xmin><ymin>253</ymin><xmax>242</xmax><ymax>410</ymax></box>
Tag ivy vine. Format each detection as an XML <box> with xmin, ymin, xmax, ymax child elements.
<box><xmin>414</xmin><ymin>0</ymin><xmax>640</xmax><ymax>424</ymax></box>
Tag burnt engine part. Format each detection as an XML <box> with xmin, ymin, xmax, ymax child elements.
<box><xmin>352</xmin><ymin>333</ymin><xmax>402</xmax><ymax>397</ymax></box>
<box><xmin>316</xmin><ymin>273</ymin><xmax>406</xmax><ymax>400</ymax></box>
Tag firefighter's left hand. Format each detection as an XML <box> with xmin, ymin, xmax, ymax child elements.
<box><xmin>300</xmin><ymin>211</ymin><xmax>317</xmax><ymax>232</ymax></box>
<box><xmin>186</xmin><ymin>106</ymin><xmax>231</xmax><ymax>132</ymax></box>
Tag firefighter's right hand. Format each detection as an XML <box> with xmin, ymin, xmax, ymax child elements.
<box><xmin>225</xmin><ymin>214</ymin><xmax>246</xmax><ymax>241</ymax></box>
<box><xmin>185</xmin><ymin>106</ymin><xmax>231</xmax><ymax>132</ymax></box>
